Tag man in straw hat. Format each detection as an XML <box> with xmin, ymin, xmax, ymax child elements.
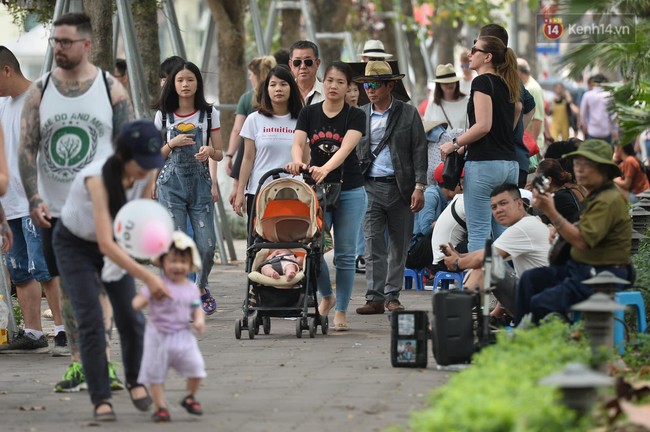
<box><xmin>515</xmin><ymin>139</ymin><xmax>632</xmax><ymax>325</ymax></box>
<box><xmin>359</xmin><ymin>40</ymin><xmax>393</xmax><ymax>62</ymax></box>
<box><xmin>354</xmin><ymin>61</ymin><xmax>427</xmax><ymax>314</ymax></box>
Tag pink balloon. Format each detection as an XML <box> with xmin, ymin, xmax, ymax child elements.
<box><xmin>140</xmin><ymin>220</ymin><xmax>173</xmax><ymax>256</ymax></box>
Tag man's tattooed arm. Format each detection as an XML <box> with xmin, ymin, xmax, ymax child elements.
<box><xmin>18</xmin><ymin>81</ymin><xmax>44</xmax><ymax>210</ymax></box>
<box><xmin>106</xmin><ymin>74</ymin><xmax>134</xmax><ymax>140</ymax></box>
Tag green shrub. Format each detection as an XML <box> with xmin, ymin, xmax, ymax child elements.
<box><xmin>12</xmin><ymin>296</ymin><xmax>23</xmax><ymax>328</ymax></box>
<box><xmin>631</xmin><ymin>231</ymin><xmax>650</xmax><ymax>326</ymax></box>
<box><xmin>411</xmin><ymin>320</ymin><xmax>592</xmax><ymax>432</ymax></box>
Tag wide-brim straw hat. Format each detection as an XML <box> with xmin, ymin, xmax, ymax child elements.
<box><xmin>563</xmin><ymin>139</ymin><xmax>621</xmax><ymax>176</ymax></box>
<box><xmin>423</xmin><ymin>120</ymin><xmax>448</xmax><ymax>133</ymax></box>
<box><xmin>353</xmin><ymin>61</ymin><xmax>405</xmax><ymax>82</ymax></box>
<box><xmin>359</xmin><ymin>39</ymin><xmax>393</xmax><ymax>59</ymax></box>
<box><xmin>434</xmin><ymin>63</ymin><xmax>460</xmax><ymax>84</ymax></box>
<box><xmin>347</xmin><ymin>61</ymin><xmax>410</xmax><ymax>105</ymax></box>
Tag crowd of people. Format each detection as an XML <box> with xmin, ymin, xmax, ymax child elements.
<box><xmin>0</xmin><ymin>11</ymin><xmax>643</xmax><ymax>424</ymax></box>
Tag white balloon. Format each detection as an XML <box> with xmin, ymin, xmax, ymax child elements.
<box><xmin>113</xmin><ymin>199</ymin><xmax>174</xmax><ymax>260</ymax></box>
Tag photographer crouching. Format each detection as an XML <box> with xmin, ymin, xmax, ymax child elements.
<box><xmin>515</xmin><ymin>139</ymin><xmax>632</xmax><ymax>325</ymax></box>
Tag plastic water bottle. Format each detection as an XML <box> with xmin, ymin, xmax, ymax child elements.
<box><xmin>0</xmin><ymin>294</ymin><xmax>9</xmax><ymax>345</ymax></box>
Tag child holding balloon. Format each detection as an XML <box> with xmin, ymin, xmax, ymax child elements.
<box><xmin>155</xmin><ymin>61</ymin><xmax>223</xmax><ymax>316</ymax></box>
<box><xmin>132</xmin><ymin>231</ymin><xmax>206</xmax><ymax>423</ymax></box>
<box><xmin>53</xmin><ymin>119</ymin><xmax>170</xmax><ymax>421</ymax></box>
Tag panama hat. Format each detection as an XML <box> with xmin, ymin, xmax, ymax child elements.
<box><xmin>353</xmin><ymin>61</ymin><xmax>405</xmax><ymax>83</ymax></box>
<box><xmin>563</xmin><ymin>139</ymin><xmax>621</xmax><ymax>176</ymax></box>
<box><xmin>347</xmin><ymin>61</ymin><xmax>410</xmax><ymax>105</ymax></box>
<box><xmin>434</xmin><ymin>63</ymin><xmax>460</xmax><ymax>84</ymax></box>
<box><xmin>359</xmin><ymin>40</ymin><xmax>393</xmax><ymax>59</ymax></box>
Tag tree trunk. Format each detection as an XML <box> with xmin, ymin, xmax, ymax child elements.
<box><xmin>377</xmin><ymin>0</ymin><xmax>397</xmax><ymax>59</ymax></box>
<box><xmin>131</xmin><ymin>0</ymin><xmax>161</xmax><ymax>106</ymax></box>
<box><xmin>432</xmin><ymin>20</ymin><xmax>461</xmax><ymax>66</ymax></box>
<box><xmin>308</xmin><ymin>0</ymin><xmax>351</xmax><ymax>66</ymax></box>
<box><xmin>400</xmin><ymin>0</ymin><xmax>427</xmax><ymax>106</ymax></box>
<box><xmin>280</xmin><ymin>9</ymin><xmax>301</xmax><ymax>51</ymax></box>
<box><xmin>82</xmin><ymin>0</ymin><xmax>112</xmax><ymax>71</ymax></box>
<box><xmin>205</xmin><ymin>0</ymin><xmax>246</xmax><ymax>145</ymax></box>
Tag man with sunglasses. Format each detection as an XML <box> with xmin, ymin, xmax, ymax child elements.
<box><xmin>288</xmin><ymin>40</ymin><xmax>324</xmax><ymax>105</ymax></box>
<box><xmin>354</xmin><ymin>61</ymin><xmax>427</xmax><ymax>314</ymax></box>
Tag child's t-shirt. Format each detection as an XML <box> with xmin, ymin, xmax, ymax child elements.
<box><xmin>141</xmin><ymin>277</ymin><xmax>201</xmax><ymax>333</ymax></box>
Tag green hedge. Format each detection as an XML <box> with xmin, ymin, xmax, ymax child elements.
<box><xmin>410</xmin><ymin>320</ymin><xmax>592</xmax><ymax>432</ymax></box>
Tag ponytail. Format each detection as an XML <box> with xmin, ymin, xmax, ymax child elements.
<box><xmin>497</xmin><ymin>48</ymin><xmax>521</xmax><ymax>104</ymax></box>
<box><xmin>102</xmin><ymin>155</ymin><xmax>127</xmax><ymax>219</ymax></box>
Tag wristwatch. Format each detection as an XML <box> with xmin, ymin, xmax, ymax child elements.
<box><xmin>452</xmin><ymin>137</ymin><xmax>461</xmax><ymax>151</ymax></box>
<box><xmin>415</xmin><ymin>184</ymin><xmax>426</xmax><ymax>192</ymax></box>
<box><xmin>452</xmin><ymin>258</ymin><xmax>460</xmax><ymax>272</ymax></box>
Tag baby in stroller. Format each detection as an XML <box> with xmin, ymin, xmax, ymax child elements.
<box><xmin>259</xmin><ymin>249</ymin><xmax>304</xmax><ymax>282</ymax></box>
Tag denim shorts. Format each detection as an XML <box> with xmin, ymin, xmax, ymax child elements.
<box><xmin>6</xmin><ymin>217</ymin><xmax>52</xmax><ymax>284</ymax></box>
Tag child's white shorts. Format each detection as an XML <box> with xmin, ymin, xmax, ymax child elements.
<box><xmin>137</xmin><ymin>325</ymin><xmax>206</xmax><ymax>384</ymax></box>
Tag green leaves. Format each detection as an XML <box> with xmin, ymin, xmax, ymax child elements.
<box><xmin>411</xmin><ymin>320</ymin><xmax>591</xmax><ymax>431</ymax></box>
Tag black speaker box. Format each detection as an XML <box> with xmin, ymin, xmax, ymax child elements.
<box><xmin>431</xmin><ymin>290</ymin><xmax>477</xmax><ymax>366</ymax></box>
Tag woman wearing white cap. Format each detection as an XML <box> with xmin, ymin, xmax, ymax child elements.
<box><xmin>423</xmin><ymin>64</ymin><xmax>468</xmax><ymax>131</ymax></box>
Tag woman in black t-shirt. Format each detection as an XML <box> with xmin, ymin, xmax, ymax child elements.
<box><xmin>286</xmin><ymin>61</ymin><xmax>366</xmax><ymax>331</ymax></box>
<box><xmin>533</xmin><ymin>158</ymin><xmax>583</xmax><ymax>224</ymax></box>
<box><xmin>439</xmin><ymin>35</ymin><xmax>522</xmax><ymax>253</ymax></box>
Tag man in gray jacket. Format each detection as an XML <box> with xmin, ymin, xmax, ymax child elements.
<box><xmin>354</xmin><ymin>61</ymin><xmax>427</xmax><ymax>314</ymax></box>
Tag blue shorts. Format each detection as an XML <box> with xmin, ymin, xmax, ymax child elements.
<box><xmin>5</xmin><ymin>217</ymin><xmax>52</xmax><ymax>284</ymax></box>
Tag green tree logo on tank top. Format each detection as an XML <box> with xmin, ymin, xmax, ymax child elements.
<box><xmin>41</xmin><ymin>115</ymin><xmax>99</xmax><ymax>181</ymax></box>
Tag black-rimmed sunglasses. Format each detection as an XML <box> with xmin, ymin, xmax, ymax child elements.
<box><xmin>470</xmin><ymin>46</ymin><xmax>488</xmax><ymax>55</ymax></box>
<box><xmin>292</xmin><ymin>59</ymin><xmax>315</xmax><ymax>68</ymax></box>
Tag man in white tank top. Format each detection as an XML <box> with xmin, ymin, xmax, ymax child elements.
<box><xmin>17</xmin><ymin>13</ymin><xmax>132</xmax><ymax>399</ymax></box>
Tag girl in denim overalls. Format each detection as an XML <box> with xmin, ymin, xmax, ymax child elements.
<box><xmin>154</xmin><ymin>62</ymin><xmax>223</xmax><ymax>315</ymax></box>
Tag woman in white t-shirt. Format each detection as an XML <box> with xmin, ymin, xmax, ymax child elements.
<box><xmin>423</xmin><ymin>63</ymin><xmax>468</xmax><ymax>131</ymax></box>
<box><xmin>233</xmin><ymin>66</ymin><xmax>304</xmax><ymax>229</ymax></box>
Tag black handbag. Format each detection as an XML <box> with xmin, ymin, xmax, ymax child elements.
<box><xmin>316</xmin><ymin>182</ymin><xmax>342</xmax><ymax>211</ymax></box>
<box><xmin>442</xmin><ymin>151</ymin><xmax>465</xmax><ymax>190</ymax></box>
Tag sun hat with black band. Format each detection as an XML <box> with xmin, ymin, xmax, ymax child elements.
<box><xmin>359</xmin><ymin>40</ymin><xmax>393</xmax><ymax>59</ymax></box>
<box><xmin>353</xmin><ymin>61</ymin><xmax>405</xmax><ymax>83</ymax></box>
<box><xmin>434</xmin><ymin>63</ymin><xmax>460</xmax><ymax>84</ymax></box>
<box><xmin>562</xmin><ymin>139</ymin><xmax>621</xmax><ymax>177</ymax></box>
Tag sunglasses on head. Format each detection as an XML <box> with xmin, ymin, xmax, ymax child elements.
<box><xmin>470</xmin><ymin>46</ymin><xmax>488</xmax><ymax>55</ymax></box>
<box><xmin>292</xmin><ymin>59</ymin><xmax>315</xmax><ymax>68</ymax></box>
<box><xmin>363</xmin><ymin>81</ymin><xmax>383</xmax><ymax>90</ymax></box>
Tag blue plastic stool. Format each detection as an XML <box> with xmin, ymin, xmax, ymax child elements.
<box><xmin>404</xmin><ymin>268</ymin><xmax>425</xmax><ymax>291</ymax></box>
<box><xmin>614</xmin><ymin>291</ymin><xmax>648</xmax><ymax>354</ymax></box>
<box><xmin>432</xmin><ymin>271</ymin><xmax>464</xmax><ymax>291</ymax></box>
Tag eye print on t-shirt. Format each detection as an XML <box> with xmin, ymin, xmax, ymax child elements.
<box><xmin>310</xmin><ymin>130</ymin><xmax>343</xmax><ymax>155</ymax></box>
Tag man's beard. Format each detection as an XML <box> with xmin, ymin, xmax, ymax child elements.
<box><xmin>55</xmin><ymin>54</ymin><xmax>80</xmax><ymax>70</ymax></box>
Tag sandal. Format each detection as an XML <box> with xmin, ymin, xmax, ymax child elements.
<box><xmin>201</xmin><ymin>289</ymin><xmax>217</xmax><ymax>315</ymax></box>
<box><xmin>332</xmin><ymin>322</ymin><xmax>349</xmax><ymax>332</ymax></box>
<box><xmin>152</xmin><ymin>407</ymin><xmax>171</xmax><ymax>423</ymax></box>
<box><xmin>93</xmin><ymin>401</ymin><xmax>116</xmax><ymax>422</ymax></box>
<box><xmin>126</xmin><ymin>383</ymin><xmax>153</xmax><ymax>412</ymax></box>
<box><xmin>180</xmin><ymin>395</ymin><xmax>203</xmax><ymax>415</ymax></box>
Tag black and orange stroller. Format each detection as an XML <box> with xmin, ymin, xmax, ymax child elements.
<box><xmin>235</xmin><ymin>168</ymin><xmax>328</xmax><ymax>339</ymax></box>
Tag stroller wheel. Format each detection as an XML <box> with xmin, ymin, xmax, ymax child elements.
<box><xmin>248</xmin><ymin>313</ymin><xmax>257</xmax><ymax>340</ymax></box>
<box><xmin>295</xmin><ymin>320</ymin><xmax>303</xmax><ymax>338</ymax></box>
<box><xmin>308</xmin><ymin>318</ymin><xmax>316</xmax><ymax>338</ymax></box>
<box><xmin>320</xmin><ymin>315</ymin><xmax>329</xmax><ymax>335</ymax></box>
<box><xmin>262</xmin><ymin>316</ymin><xmax>271</xmax><ymax>335</ymax></box>
<box><xmin>235</xmin><ymin>319</ymin><xmax>242</xmax><ymax>340</ymax></box>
